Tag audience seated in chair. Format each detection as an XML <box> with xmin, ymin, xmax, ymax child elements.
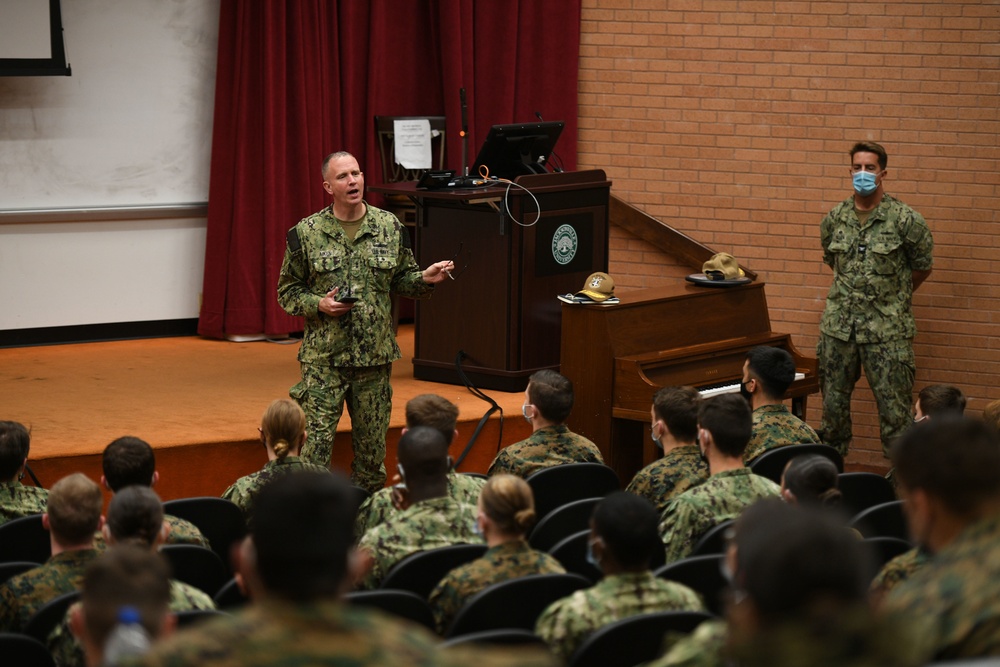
<box><xmin>488</xmin><ymin>370</ymin><xmax>603</xmax><ymax>479</ymax></box>
<box><xmin>222</xmin><ymin>399</ymin><xmax>329</xmax><ymax>528</ymax></box>
<box><xmin>356</xmin><ymin>427</ymin><xmax>482</xmax><ymax>589</ymax></box>
<box><xmin>430</xmin><ymin>474</ymin><xmax>565</xmax><ymax>634</ymax></box>
<box><xmin>0</xmin><ymin>420</ymin><xmax>49</xmax><ymax>526</ymax></box>
<box><xmin>625</xmin><ymin>387</ymin><xmax>709</xmax><ymax>515</ymax></box>
<box><xmin>48</xmin><ymin>485</ymin><xmax>217</xmax><ymax>667</ymax></box>
<box><xmin>659</xmin><ymin>395</ymin><xmax>780</xmax><ymax>564</ymax></box>
<box><xmin>880</xmin><ymin>416</ymin><xmax>1000</xmax><ymax>662</ymax></box>
<box><xmin>647</xmin><ymin>498</ymin><xmax>915</xmax><ymax>667</ymax></box>
<box><xmin>354</xmin><ymin>394</ymin><xmax>486</xmax><ymax>538</ymax></box>
<box><xmin>779</xmin><ymin>454</ymin><xmax>844</xmax><ymax>510</ymax></box>
<box><xmin>68</xmin><ymin>546</ymin><xmax>175</xmax><ymax>667</ymax></box>
<box><xmin>132</xmin><ymin>471</ymin><xmax>555</xmax><ymax>666</ymax></box>
<box><xmin>100</xmin><ymin>436</ymin><xmax>208</xmax><ymax>548</ymax></box>
<box><xmin>740</xmin><ymin>346</ymin><xmax>820</xmax><ymax>464</ymax></box>
<box><xmin>0</xmin><ymin>473</ymin><xmax>103</xmax><ymax>633</ymax></box>
<box><xmin>912</xmin><ymin>384</ymin><xmax>966</xmax><ymax>423</ymax></box>
<box><xmin>535</xmin><ymin>492</ymin><xmax>704</xmax><ymax>661</ymax></box>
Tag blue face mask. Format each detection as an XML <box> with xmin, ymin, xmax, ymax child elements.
<box><xmin>853</xmin><ymin>170</ymin><xmax>878</xmax><ymax>196</ymax></box>
<box><xmin>586</xmin><ymin>539</ymin><xmax>601</xmax><ymax>568</ymax></box>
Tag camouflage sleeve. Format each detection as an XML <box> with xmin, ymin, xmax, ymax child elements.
<box><xmin>660</xmin><ymin>498</ymin><xmax>704</xmax><ymax>564</ymax></box>
<box><xmin>535</xmin><ymin>596</ymin><xmax>590</xmax><ymax>661</ymax></box>
<box><xmin>220</xmin><ymin>481</ymin><xmax>249</xmax><ymax>519</ymax></box>
<box><xmin>47</xmin><ymin>611</ymin><xmax>85</xmax><ymax>667</ymax></box>
<box><xmin>276</xmin><ymin>226</ymin><xmax>322</xmax><ymax>317</ymax></box>
<box><xmin>820</xmin><ymin>211</ymin><xmax>836</xmax><ymax>268</ymax></box>
<box><xmin>354</xmin><ymin>490</ymin><xmax>396</xmax><ymax>540</ymax></box>
<box><xmin>643</xmin><ymin>619</ymin><xmax>727</xmax><ymax>667</ymax></box>
<box><xmin>0</xmin><ymin>583</ymin><xmax>20</xmax><ymax>632</ymax></box>
<box><xmin>902</xmin><ymin>210</ymin><xmax>933</xmax><ymax>271</ymax></box>
<box><xmin>487</xmin><ymin>450</ymin><xmax>515</xmax><ymax>477</ymax></box>
<box><xmin>429</xmin><ymin>571</ymin><xmax>464</xmax><ymax>635</ymax></box>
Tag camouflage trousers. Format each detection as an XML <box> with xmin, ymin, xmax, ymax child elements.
<box><xmin>290</xmin><ymin>362</ymin><xmax>392</xmax><ymax>493</ymax></box>
<box><xmin>817</xmin><ymin>333</ymin><xmax>915</xmax><ymax>458</ymax></box>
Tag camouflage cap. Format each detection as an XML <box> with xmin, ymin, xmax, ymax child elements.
<box><xmin>576</xmin><ymin>272</ymin><xmax>615</xmax><ymax>302</ymax></box>
<box><xmin>702</xmin><ymin>253</ymin><xmax>745</xmax><ymax>281</ymax></box>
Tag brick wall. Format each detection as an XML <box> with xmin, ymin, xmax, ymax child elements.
<box><xmin>577</xmin><ymin>1</ymin><xmax>1000</xmax><ymax>470</ymax></box>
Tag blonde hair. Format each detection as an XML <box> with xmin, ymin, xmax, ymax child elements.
<box><xmin>262</xmin><ymin>399</ymin><xmax>306</xmax><ymax>460</ymax></box>
<box><xmin>480</xmin><ymin>474</ymin><xmax>537</xmax><ymax>535</ymax></box>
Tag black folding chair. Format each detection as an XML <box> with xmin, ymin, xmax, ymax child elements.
<box><xmin>548</xmin><ymin>530</ymin><xmax>603</xmax><ymax>584</ymax></box>
<box><xmin>440</xmin><ymin>628</ymin><xmax>549</xmax><ymax>650</ymax></box>
<box><xmin>212</xmin><ymin>577</ymin><xmax>249</xmax><ymax>610</ymax></box>
<box><xmin>690</xmin><ymin>520</ymin><xmax>735</xmax><ymax>557</ymax></box>
<box><xmin>0</xmin><ymin>632</ymin><xmax>56</xmax><ymax>667</ymax></box>
<box><xmin>655</xmin><ymin>554</ymin><xmax>728</xmax><ymax>616</ymax></box>
<box><xmin>838</xmin><ymin>472</ymin><xmax>897</xmax><ymax>518</ymax></box>
<box><xmin>345</xmin><ymin>589</ymin><xmax>435</xmax><ymax>631</ymax></box>
<box><xmin>529</xmin><ymin>497</ymin><xmax>602</xmax><ymax>552</ymax></box>
<box><xmin>0</xmin><ymin>560</ymin><xmax>41</xmax><ymax>584</ymax></box>
<box><xmin>379</xmin><ymin>543</ymin><xmax>489</xmax><ymax>599</ymax></box>
<box><xmin>159</xmin><ymin>544</ymin><xmax>230</xmax><ymax>597</ymax></box>
<box><xmin>23</xmin><ymin>590</ymin><xmax>80</xmax><ymax>644</ymax></box>
<box><xmin>748</xmin><ymin>444</ymin><xmax>844</xmax><ymax>484</ymax></box>
<box><xmin>568</xmin><ymin>610</ymin><xmax>716</xmax><ymax>667</ymax></box>
<box><xmin>0</xmin><ymin>514</ymin><xmax>49</xmax><ymax>564</ymax></box>
<box><xmin>527</xmin><ymin>463</ymin><xmax>620</xmax><ymax>521</ymax></box>
<box><xmin>849</xmin><ymin>501</ymin><xmax>909</xmax><ymax>541</ymax></box>
<box><xmin>161</xmin><ymin>497</ymin><xmax>246</xmax><ymax>574</ymax></box>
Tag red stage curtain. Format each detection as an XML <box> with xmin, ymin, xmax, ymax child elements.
<box><xmin>198</xmin><ymin>0</ymin><xmax>581</xmax><ymax>339</ymax></box>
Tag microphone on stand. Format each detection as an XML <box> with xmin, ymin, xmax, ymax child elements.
<box><xmin>460</xmin><ymin>88</ymin><xmax>469</xmax><ymax>177</ymax></box>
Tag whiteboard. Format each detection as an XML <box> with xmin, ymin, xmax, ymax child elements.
<box><xmin>0</xmin><ymin>0</ymin><xmax>219</xmax><ymax>210</ymax></box>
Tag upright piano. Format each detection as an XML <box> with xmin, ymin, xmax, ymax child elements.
<box><xmin>560</xmin><ymin>281</ymin><xmax>818</xmax><ymax>484</ymax></box>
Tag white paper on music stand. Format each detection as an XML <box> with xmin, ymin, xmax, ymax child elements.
<box><xmin>393</xmin><ymin>119</ymin><xmax>433</xmax><ymax>169</ymax></box>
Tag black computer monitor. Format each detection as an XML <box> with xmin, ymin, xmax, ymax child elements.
<box><xmin>472</xmin><ymin>121</ymin><xmax>564</xmax><ymax>179</ymax></box>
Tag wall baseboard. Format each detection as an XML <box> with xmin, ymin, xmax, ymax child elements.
<box><xmin>0</xmin><ymin>319</ymin><xmax>200</xmax><ymax>348</ymax></box>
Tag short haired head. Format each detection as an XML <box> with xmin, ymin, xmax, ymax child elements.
<box><xmin>698</xmin><ymin>394</ymin><xmax>752</xmax><ymax>458</ymax></box>
<box><xmin>405</xmin><ymin>394</ymin><xmax>459</xmax><ymax>445</ymax></box>
<box><xmin>106</xmin><ymin>486</ymin><xmax>164</xmax><ymax>549</ymax></box>
<box><xmin>850</xmin><ymin>141</ymin><xmax>888</xmax><ymax>170</ymax></box>
<box><xmin>76</xmin><ymin>545</ymin><xmax>172</xmax><ymax>657</ymax></box>
<box><xmin>781</xmin><ymin>454</ymin><xmax>842</xmax><ymax>508</ymax></box>
<box><xmin>396</xmin><ymin>426</ymin><xmax>451</xmax><ymax>483</ymax></box>
<box><xmin>527</xmin><ymin>370</ymin><xmax>574</xmax><ymax>423</ymax></box>
<box><xmin>261</xmin><ymin>399</ymin><xmax>306</xmax><ymax>460</ymax></box>
<box><xmin>250</xmin><ymin>471</ymin><xmax>356</xmax><ymax>601</ymax></box>
<box><xmin>891</xmin><ymin>416</ymin><xmax>1000</xmax><ymax>516</ymax></box>
<box><xmin>0</xmin><ymin>420</ymin><xmax>31</xmax><ymax>481</ymax></box>
<box><xmin>592</xmin><ymin>492</ymin><xmax>662</xmax><ymax>569</ymax></box>
<box><xmin>652</xmin><ymin>386</ymin><xmax>700</xmax><ymax>442</ymax></box>
<box><xmin>732</xmin><ymin>499</ymin><xmax>872</xmax><ymax>623</ymax></box>
<box><xmin>917</xmin><ymin>384</ymin><xmax>966</xmax><ymax>419</ymax></box>
<box><xmin>745</xmin><ymin>347</ymin><xmax>796</xmax><ymax>399</ymax></box>
<box><xmin>479</xmin><ymin>474</ymin><xmax>537</xmax><ymax>535</ymax></box>
<box><xmin>102</xmin><ymin>437</ymin><xmax>155</xmax><ymax>491</ymax></box>
<box><xmin>47</xmin><ymin>473</ymin><xmax>103</xmax><ymax>546</ymax></box>
<box><xmin>321</xmin><ymin>150</ymin><xmax>355</xmax><ymax>179</ymax></box>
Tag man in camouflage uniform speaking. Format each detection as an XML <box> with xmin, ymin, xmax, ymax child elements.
<box><xmin>818</xmin><ymin>141</ymin><xmax>933</xmax><ymax>458</ymax></box>
<box><xmin>277</xmin><ymin>151</ymin><xmax>455</xmax><ymax>493</ymax></box>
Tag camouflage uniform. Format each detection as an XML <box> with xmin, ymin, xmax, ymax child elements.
<box><xmin>92</xmin><ymin>513</ymin><xmax>209</xmax><ymax>551</ymax></box>
<box><xmin>487</xmin><ymin>424</ymin><xmax>604</xmax><ymax>479</ymax></box>
<box><xmin>818</xmin><ymin>194</ymin><xmax>933</xmax><ymax>457</ymax></box>
<box><xmin>48</xmin><ymin>578</ymin><xmax>216</xmax><ymax>667</ymax></box>
<box><xmin>659</xmin><ymin>469</ymin><xmax>780</xmax><ymax>563</ymax></box>
<box><xmin>882</xmin><ymin>512</ymin><xmax>1000</xmax><ymax>661</ymax></box>
<box><xmin>870</xmin><ymin>547</ymin><xmax>929</xmax><ymax>604</ymax></box>
<box><xmin>429</xmin><ymin>539</ymin><xmax>566</xmax><ymax>634</ymax></box>
<box><xmin>0</xmin><ymin>480</ymin><xmax>48</xmax><ymax>526</ymax></box>
<box><xmin>354</xmin><ymin>472</ymin><xmax>486</xmax><ymax>539</ymax></box>
<box><xmin>0</xmin><ymin>548</ymin><xmax>100</xmax><ymax>632</ymax></box>
<box><xmin>535</xmin><ymin>571</ymin><xmax>705</xmax><ymax>661</ymax></box>
<box><xmin>743</xmin><ymin>404</ymin><xmax>821</xmax><ymax>463</ymax></box>
<box><xmin>222</xmin><ymin>456</ymin><xmax>330</xmax><ymax>526</ymax></box>
<box><xmin>356</xmin><ymin>495</ymin><xmax>483</xmax><ymax>589</ymax></box>
<box><xmin>626</xmin><ymin>445</ymin><xmax>710</xmax><ymax>516</ymax></box>
<box><xmin>277</xmin><ymin>202</ymin><xmax>434</xmax><ymax>492</ymax></box>
<box><xmin>644</xmin><ymin>618</ymin><xmax>726</xmax><ymax>667</ymax></box>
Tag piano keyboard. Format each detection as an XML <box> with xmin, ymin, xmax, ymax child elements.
<box><xmin>699</xmin><ymin>372</ymin><xmax>805</xmax><ymax>399</ymax></box>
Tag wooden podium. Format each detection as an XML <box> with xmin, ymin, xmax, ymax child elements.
<box><xmin>372</xmin><ymin>170</ymin><xmax>610</xmax><ymax>392</ymax></box>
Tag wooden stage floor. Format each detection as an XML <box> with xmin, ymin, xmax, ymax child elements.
<box><xmin>1</xmin><ymin>325</ymin><xmax>530</xmax><ymax>500</ymax></box>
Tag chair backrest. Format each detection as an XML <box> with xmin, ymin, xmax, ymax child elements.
<box><xmin>23</xmin><ymin>590</ymin><xmax>80</xmax><ymax>643</ymax></box>
<box><xmin>527</xmin><ymin>463</ymin><xmax>620</xmax><ymax>521</ymax></box>
<box><xmin>529</xmin><ymin>497</ymin><xmax>603</xmax><ymax>552</ymax></box>
<box><xmin>345</xmin><ymin>588</ymin><xmax>436</xmax><ymax>631</ymax></box>
<box><xmin>0</xmin><ymin>632</ymin><xmax>56</xmax><ymax>667</ymax></box>
<box><xmin>174</xmin><ymin>608</ymin><xmax>229</xmax><ymax>629</ymax></box>
<box><xmin>373</xmin><ymin>115</ymin><xmax>447</xmax><ymax>183</ymax></box>
<box><xmin>212</xmin><ymin>577</ymin><xmax>249</xmax><ymax>610</ymax></box>
<box><xmin>568</xmin><ymin>610</ymin><xmax>716</xmax><ymax>667</ymax></box>
<box><xmin>0</xmin><ymin>514</ymin><xmax>50</xmax><ymax>564</ymax></box>
<box><xmin>161</xmin><ymin>497</ymin><xmax>247</xmax><ymax>574</ymax></box>
<box><xmin>159</xmin><ymin>544</ymin><xmax>230</xmax><ymax>597</ymax></box>
<box><xmin>0</xmin><ymin>560</ymin><xmax>42</xmax><ymax>584</ymax></box>
<box><xmin>838</xmin><ymin>472</ymin><xmax>897</xmax><ymax>517</ymax></box>
<box><xmin>748</xmin><ymin>444</ymin><xmax>844</xmax><ymax>484</ymax></box>
<box><xmin>654</xmin><ymin>554</ymin><xmax>729</xmax><ymax>616</ymax></box>
<box><xmin>849</xmin><ymin>500</ymin><xmax>909</xmax><ymax>541</ymax></box>
<box><xmin>445</xmin><ymin>572</ymin><xmax>592</xmax><ymax>639</ymax></box>
<box><xmin>548</xmin><ymin>530</ymin><xmax>602</xmax><ymax>584</ymax></box>
<box><xmin>348</xmin><ymin>485</ymin><xmax>372</xmax><ymax>516</ymax></box>
<box><xmin>380</xmin><ymin>543</ymin><xmax>489</xmax><ymax>599</ymax></box>
<box><xmin>439</xmin><ymin>628</ymin><xmax>550</xmax><ymax>650</ymax></box>
<box><xmin>690</xmin><ymin>519</ymin><xmax>735</xmax><ymax>557</ymax></box>
<box><xmin>863</xmin><ymin>536</ymin><xmax>914</xmax><ymax>571</ymax></box>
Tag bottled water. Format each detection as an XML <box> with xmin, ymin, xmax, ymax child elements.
<box><xmin>102</xmin><ymin>605</ymin><xmax>151</xmax><ymax>665</ymax></box>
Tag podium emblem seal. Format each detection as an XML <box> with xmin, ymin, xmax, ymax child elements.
<box><xmin>551</xmin><ymin>224</ymin><xmax>578</xmax><ymax>265</ymax></box>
